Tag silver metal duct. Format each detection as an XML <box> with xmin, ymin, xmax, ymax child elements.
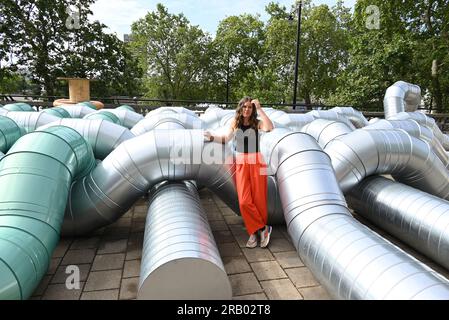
<box><xmin>260</xmin><ymin>129</ymin><xmax>449</xmax><ymax>299</ymax></box>
<box><xmin>59</xmin><ymin>104</ymin><xmax>96</xmax><ymax>118</ymax></box>
<box><xmin>332</xmin><ymin>107</ymin><xmax>369</xmax><ymax>128</ymax></box>
<box><xmin>5</xmin><ymin>112</ymin><xmax>60</xmax><ymax>133</ymax></box>
<box><xmin>200</xmin><ymin>107</ymin><xmax>235</xmax><ymax>129</ymax></box>
<box><xmin>383</xmin><ymin>81</ymin><xmax>421</xmax><ymax>119</ymax></box>
<box><xmin>310</xmin><ymin>109</ymin><xmax>357</xmax><ymax>130</ymax></box>
<box><xmin>62</xmin><ymin>129</ymin><xmax>239</xmax><ymax>236</ymax></box>
<box><xmin>347</xmin><ymin>175</ymin><xmax>449</xmax><ymax>271</ymax></box>
<box><xmin>38</xmin><ymin>119</ymin><xmax>134</xmax><ymax>160</ymax></box>
<box><xmin>390</xmin><ymin>111</ymin><xmax>449</xmax><ymax>151</ymax></box>
<box><xmin>103</xmin><ymin>108</ymin><xmax>144</xmax><ymax>129</ymax></box>
<box><xmin>138</xmin><ymin>181</ymin><xmax>232</xmax><ymax>300</ymax></box>
<box><xmin>301</xmin><ymin>119</ymin><xmax>354</xmax><ymax>149</ymax></box>
<box><xmin>145</xmin><ymin>106</ymin><xmax>197</xmax><ymax>118</ymax></box>
<box><xmin>324</xmin><ymin>128</ymin><xmax>449</xmax><ymax>198</ymax></box>
<box><xmin>83</xmin><ymin>110</ymin><xmax>122</xmax><ymax>125</ymax></box>
<box><xmin>131</xmin><ymin>113</ymin><xmax>203</xmax><ymax>136</ymax></box>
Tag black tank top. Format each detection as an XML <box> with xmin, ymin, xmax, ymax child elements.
<box><xmin>234</xmin><ymin>123</ymin><xmax>259</xmax><ymax>153</ymax></box>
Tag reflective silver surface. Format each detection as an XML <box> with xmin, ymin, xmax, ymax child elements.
<box><xmin>384</xmin><ymin>81</ymin><xmax>421</xmax><ymax>119</ymax></box>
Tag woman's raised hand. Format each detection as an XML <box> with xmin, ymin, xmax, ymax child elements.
<box><xmin>203</xmin><ymin>130</ymin><xmax>213</xmax><ymax>142</ymax></box>
<box><xmin>251</xmin><ymin>99</ymin><xmax>262</xmax><ymax>110</ymax></box>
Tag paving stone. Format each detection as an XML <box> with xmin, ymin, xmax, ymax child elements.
<box><xmin>119</xmin><ymin>277</ymin><xmax>139</xmax><ymax>300</ymax></box>
<box><xmin>42</xmin><ymin>282</ymin><xmax>84</xmax><ymax>300</ymax></box>
<box><xmin>131</xmin><ymin>220</ymin><xmax>146</xmax><ymax>233</ymax></box>
<box><xmin>123</xmin><ymin>259</ymin><xmax>141</xmax><ymax>278</ymax></box>
<box><xmin>97</xmin><ymin>238</ymin><xmax>128</xmax><ymax>254</ymax></box>
<box><xmin>102</xmin><ymin>226</ymin><xmax>130</xmax><ymax>239</ymax></box>
<box><xmin>206</xmin><ymin>211</ymin><xmax>225</xmax><ymax>221</ymax></box>
<box><xmin>84</xmin><ymin>270</ymin><xmax>122</xmax><ymax>291</ymax></box>
<box><xmin>242</xmin><ymin>248</ymin><xmax>275</xmax><ymax>263</ymax></box>
<box><xmin>233</xmin><ymin>233</ymin><xmax>250</xmax><ymax>248</ymax></box>
<box><xmin>126</xmin><ymin>233</ymin><xmax>144</xmax><ymax>260</ymax></box>
<box><xmin>219</xmin><ymin>207</ymin><xmax>237</xmax><ymax>216</ymax></box>
<box><xmin>272</xmin><ymin>251</ymin><xmax>304</xmax><ymax>269</ymax></box>
<box><xmin>222</xmin><ymin>256</ymin><xmax>252</xmax><ymax>275</ymax></box>
<box><xmin>46</xmin><ymin>257</ymin><xmax>62</xmax><ymax>275</ymax></box>
<box><xmin>209</xmin><ymin>220</ymin><xmax>229</xmax><ymax>231</ymax></box>
<box><xmin>233</xmin><ymin>293</ymin><xmax>268</xmax><ymax>300</ymax></box>
<box><xmin>91</xmin><ymin>253</ymin><xmax>125</xmax><ymax>271</ymax></box>
<box><xmin>224</xmin><ymin>215</ymin><xmax>244</xmax><ymax>225</ymax></box>
<box><xmin>250</xmin><ymin>261</ymin><xmax>287</xmax><ymax>281</ymax></box>
<box><xmin>260</xmin><ymin>279</ymin><xmax>303</xmax><ymax>300</ymax></box>
<box><xmin>228</xmin><ymin>273</ymin><xmax>263</xmax><ymax>296</ymax></box>
<box><xmin>122</xmin><ymin>209</ymin><xmax>133</xmax><ymax>219</ymax></box>
<box><xmin>267</xmin><ymin>237</ymin><xmax>296</xmax><ymax>253</ymax></box>
<box><xmin>228</xmin><ymin>224</ymin><xmax>248</xmax><ymax>235</ymax></box>
<box><xmin>134</xmin><ymin>205</ymin><xmax>148</xmax><ymax>214</ymax></box>
<box><xmin>61</xmin><ymin>249</ymin><xmax>96</xmax><ymax>265</ymax></box>
<box><xmin>213</xmin><ymin>198</ymin><xmax>228</xmax><ymax>208</ymax></box>
<box><xmin>285</xmin><ymin>267</ymin><xmax>320</xmax><ymax>288</ymax></box>
<box><xmin>81</xmin><ymin>289</ymin><xmax>119</xmax><ymax>300</ymax></box>
<box><xmin>212</xmin><ymin>230</ymin><xmax>235</xmax><ymax>244</ymax></box>
<box><xmin>298</xmin><ymin>286</ymin><xmax>332</xmax><ymax>300</ymax></box>
<box><xmin>218</xmin><ymin>242</ymin><xmax>243</xmax><ymax>257</ymax></box>
<box><xmin>33</xmin><ymin>275</ymin><xmax>52</xmax><ymax>296</ymax></box>
<box><xmin>70</xmin><ymin>236</ymin><xmax>100</xmax><ymax>250</ymax></box>
<box><xmin>51</xmin><ymin>264</ymin><xmax>91</xmax><ymax>284</ymax></box>
<box><xmin>110</xmin><ymin>218</ymin><xmax>132</xmax><ymax>228</ymax></box>
<box><xmin>52</xmin><ymin>239</ymin><xmax>72</xmax><ymax>258</ymax></box>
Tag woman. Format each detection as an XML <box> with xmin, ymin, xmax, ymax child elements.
<box><xmin>204</xmin><ymin>97</ymin><xmax>274</xmax><ymax>248</ymax></box>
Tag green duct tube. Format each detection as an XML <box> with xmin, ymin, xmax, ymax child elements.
<box><xmin>117</xmin><ymin>105</ymin><xmax>135</xmax><ymax>112</ymax></box>
<box><xmin>0</xmin><ymin>116</ymin><xmax>23</xmax><ymax>153</ymax></box>
<box><xmin>84</xmin><ymin>110</ymin><xmax>121</xmax><ymax>125</ymax></box>
<box><xmin>78</xmin><ymin>102</ymin><xmax>97</xmax><ymax>110</ymax></box>
<box><xmin>0</xmin><ymin>126</ymin><xmax>95</xmax><ymax>299</ymax></box>
<box><xmin>41</xmin><ymin>107</ymin><xmax>71</xmax><ymax>118</ymax></box>
<box><xmin>2</xmin><ymin>103</ymin><xmax>35</xmax><ymax>112</ymax></box>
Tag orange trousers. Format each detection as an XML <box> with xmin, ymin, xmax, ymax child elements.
<box><xmin>235</xmin><ymin>152</ymin><xmax>268</xmax><ymax>235</ymax></box>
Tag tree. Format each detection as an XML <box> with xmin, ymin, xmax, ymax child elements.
<box><xmin>129</xmin><ymin>3</ymin><xmax>213</xmax><ymax>101</ymax></box>
<box><xmin>0</xmin><ymin>0</ymin><xmax>142</xmax><ymax>97</ymax></box>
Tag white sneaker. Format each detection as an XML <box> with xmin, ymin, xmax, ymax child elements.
<box><xmin>246</xmin><ymin>233</ymin><xmax>258</xmax><ymax>248</ymax></box>
<box><xmin>260</xmin><ymin>226</ymin><xmax>272</xmax><ymax>248</ymax></box>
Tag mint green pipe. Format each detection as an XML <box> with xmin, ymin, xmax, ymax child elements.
<box><xmin>41</xmin><ymin>107</ymin><xmax>71</xmax><ymax>118</ymax></box>
<box><xmin>2</xmin><ymin>103</ymin><xmax>35</xmax><ymax>112</ymax></box>
<box><xmin>78</xmin><ymin>102</ymin><xmax>97</xmax><ymax>110</ymax></box>
<box><xmin>0</xmin><ymin>126</ymin><xmax>95</xmax><ymax>299</ymax></box>
<box><xmin>83</xmin><ymin>110</ymin><xmax>121</xmax><ymax>125</ymax></box>
<box><xmin>0</xmin><ymin>116</ymin><xmax>23</xmax><ymax>153</ymax></box>
<box><xmin>117</xmin><ymin>105</ymin><xmax>135</xmax><ymax>112</ymax></box>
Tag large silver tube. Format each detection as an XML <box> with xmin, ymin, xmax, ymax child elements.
<box><xmin>332</xmin><ymin>107</ymin><xmax>369</xmax><ymax>128</ymax></box>
<box><xmin>138</xmin><ymin>181</ymin><xmax>232</xmax><ymax>300</ymax></box>
<box><xmin>5</xmin><ymin>112</ymin><xmax>60</xmax><ymax>133</ymax></box>
<box><xmin>145</xmin><ymin>106</ymin><xmax>197</xmax><ymax>118</ymax></box>
<box><xmin>324</xmin><ymin>128</ymin><xmax>449</xmax><ymax>198</ymax></box>
<box><xmin>347</xmin><ymin>176</ymin><xmax>449</xmax><ymax>271</ymax></box>
<box><xmin>199</xmin><ymin>107</ymin><xmax>234</xmax><ymax>129</ymax></box>
<box><xmin>131</xmin><ymin>113</ymin><xmax>203</xmax><ymax>136</ymax></box>
<box><xmin>301</xmin><ymin>119</ymin><xmax>354</xmax><ymax>149</ymax></box>
<box><xmin>383</xmin><ymin>81</ymin><xmax>421</xmax><ymax>119</ymax></box>
<box><xmin>260</xmin><ymin>129</ymin><xmax>449</xmax><ymax>299</ymax></box>
<box><xmin>59</xmin><ymin>104</ymin><xmax>95</xmax><ymax>118</ymax></box>
<box><xmin>105</xmin><ymin>108</ymin><xmax>144</xmax><ymax>129</ymax></box>
<box><xmin>310</xmin><ymin>110</ymin><xmax>357</xmax><ymax>130</ymax></box>
<box><xmin>62</xmin><ymin>129</ymin><xmax>239</xmax><ymax>236</ymax></box>
<box><xmin>38</xmin><ymin>119</ymin><xmax>134</xmax><ymax>160</ymax></box>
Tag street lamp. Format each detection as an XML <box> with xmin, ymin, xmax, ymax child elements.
<box><xmin>288</xmin><ymin>1</ymin><xmax>302</xmax><ymax>110</ymax></box>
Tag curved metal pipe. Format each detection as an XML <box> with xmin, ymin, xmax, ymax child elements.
<box><xmin>131</xmin><ymin>113</ymin><xmax>203</xmax><ymax>136</ymax></box>
<box><xmin>38</xmin><ymin>119</ymin><xmax>134</xmax><ymax>160</ymax></box>
<box><xmin>2</xmin><ymin>103</ymin><xmax>35</xmax><ymax>112</ymax></box>
<box><xmin>384</xmin><ymin>81</ymin><xmax>421</xmax><ymax>119</ymax></box>
<box><xmin>0</xmin><ymin>116</ymin><xmax>23</xmax><ymax>153</ymax></box>
<box><xmin>301</xmin><ymin>119</ymin><xmax>354</xmax><ymax>149</ymax></box>
<box><xmin>146</xmin><ymin>106</ymin><xmax>197</xmax><ymax>119</ymax></box>
<box><xmin>324</xmin><ymin>128</ymin><xmax>449</xmax><ymax>198</ymax></box>
<box><xmin>59</xmin><ymin>104</ymin><xmax>95</xmax><ymax>118</ymax></box>
<box><xmin>106</xmin><ymin>108</ymin><xmax>144</xmax><ymax>129</ymax></box>
<box><xmin>260</xmin><ymin>129</ymin><xmax>449</xmax><ymax>299</ymax></box>
<box><xmin>347</xmin><ymin>176</ymin><xmax>449</xmax><ymax>271</ymax></box>
<box><xmin>310</xmin><ymin>110</ymin><xmax>357</xmax><ymax>130</ymax></box>
<box><xmin>138</xmin><ymin>181</ymin><xmax>232</xmax><ymax>300</ymax></box>
<box><xmin>0</xmin><ymin>126</ymin><xmax>95</xmax><ymax>299</ymax></box>
<box><xmin>83</xmin><ymin>110</ymin><xmax>121</xmax><ymax>125</ymax></box>
<box><xmin>41</xmin><ymin>107</ymin><xmax>72</xmax><ymax>118</ymax></box>
<box><xmin>77</xmin><ymin>102</ymin><xmax>97</xmax><ymax>110</ymax></box>
<box><xmin>117</xmin><ymin>105</ymin><xmax>135</xmax><ymax>112</ymax></box>
<box><xmin>332</xmin><ymin>107</ymin><xmax>369</xmax><ymax>128</ymax></box>
<box><xmin>200</xmin><ymin>107</ymin><xmax>234</xmax><ymax>129</ymax></box>
<box><xmin>5</xmin><ymin>112</ymin><xmax>60</xmax><ymax>133</ymax></box>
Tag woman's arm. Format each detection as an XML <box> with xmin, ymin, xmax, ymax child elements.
<box><xmin>252</xmin><ymin>99</ymin><xmax>274</xmax><ymax>132</ymax></box>
<box><xmin>204</xmin><ymin>119</ymin><xmax>236</xmax><ymax>143</ymax></box>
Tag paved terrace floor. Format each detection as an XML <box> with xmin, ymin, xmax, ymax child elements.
<box><xmin>31</xmin><ymin>188</ymin><xmax>449</xmax><ymax>300</ymax></box>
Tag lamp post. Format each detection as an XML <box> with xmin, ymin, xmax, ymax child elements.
<box><xmin>289</xmin><ymin>1</ymin><xmax>302</xmax><ymax>110</ymax></box>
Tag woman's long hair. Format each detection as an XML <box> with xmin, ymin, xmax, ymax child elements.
<box><xmin>234</xmin><ymin>96</ymin><xmax>259</xmax><ymax>130</ymax></box>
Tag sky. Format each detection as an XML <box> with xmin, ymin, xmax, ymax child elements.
<box><xmin>89</xmin><ymin>0</ymin><xmax>356</xmax><ymax>40</ymax></box>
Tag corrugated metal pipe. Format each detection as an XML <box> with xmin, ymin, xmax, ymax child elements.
<box><xmin>331</xmin><ymin>107</ymin><xmax>369</xmax><ymax>128</ymax></box>
<box><xmin>0</xmin><ymin>116</ymin><xmax>24</xmax><ymax>153</ymax></box>
<box><xmin>41</xmin><ymin>107</ymin><xmax>72</xmax><ymax>118</ymax></box>
<box><xmin>347</xmin><ymin>175</ymin><xmax>449</xmax><ymax>271</ymax></box>
<box><xmin>38</xmin><ymin>119</ymin><xmax>134</xmax><ymax>160</ymax></box>
<box><xmin>324</xmin><ymin>128</ymin><xmax>449</xmax><ymax>198</ymax></box>
<box><xmin>301</xmin><ymin>119</ymin><xmax>354</xmax><ymax>149</ymax></box>
<box><xmin>106</xmin><ymin>108</ymin><xmax>144</xmax><ymax>129</ymax></box>
<box><xmin>383</xmin><ymin>81</ymin><xmax>421</xmax><ymax>119</ymax></box>
<box><xmin>5</xmin><ymin>112</ymin><xmax>60</xmax><ymax>133</ymax></box>
<box><xmin>310</xmin><ymin>110</ymin><xmax>357</xmax><ymax>130</ymax></box>
<box><xmin>59</xmin><ymin>104</ymin><xmax>96</xmax><ymax>118</ymax></box>
<box><xmin>83</xmin><ymin>110</ymin><xmax>122</xmax><ymax>125</ymax></box>
<box><xmin>2</xmin><ymin>103</ymin><xmax>35</xmax><ymax>112</ymax></box>
<box><xmin>117</xmin><ymin>105</ymin><xmax>135</xmax><ymax>112</ymax></box>
<box><xmin>131</xmin><ymin>113</ymin><xmax>204</xmax><ymax>136</ymax></box>
<box><xmin>62</xmin><ymin>129</ymin><xmax>239</xmax><ymax>236</ymax></box>
<box><xmin>260</xmin><ymin>129</ymin><xmax>449</xmax><ymax>299</ymax></box>
<box><xmin>138</xmin><ymin>181</ymin><xmax>232</xmax><ymax>299</ymax></box>
<box><xmin>200</xmin><ymin>106</ymin><xmax>234</xmax><ymax>129</ymax></box>
<box><xmin>146</xmin><ymin>106</ymin><xmax>198</xmax><ymax>119</ymax></box>
<box><xmin>0</xmin><ymin>126</ymin><xmax>95</xmax><ymax>299</ymax></box>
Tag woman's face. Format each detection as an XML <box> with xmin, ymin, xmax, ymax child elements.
<box><xmin>242</xmin><ymin>101</ymin><xmax>253</xmax><ymax>119</ymax></box>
